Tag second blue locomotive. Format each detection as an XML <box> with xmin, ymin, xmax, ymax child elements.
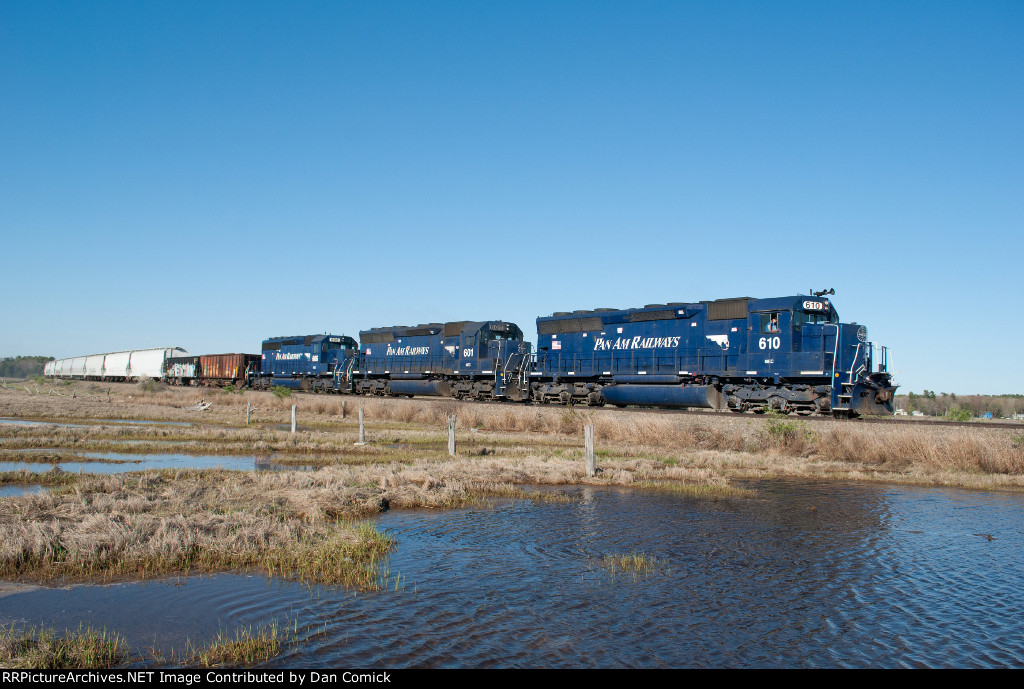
<box><xmin>337</xmin><ymin>320</ymin><xmax>529</xmax><ymax>400</ymax></box>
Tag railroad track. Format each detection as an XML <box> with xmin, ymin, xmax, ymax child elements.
<box><xmin>386</xmin><ymin>394</ymin><xmax>1024</xmax><ymax>430</ymax></box>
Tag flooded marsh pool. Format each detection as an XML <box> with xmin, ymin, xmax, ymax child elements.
<box><xmin>0</xmin><ymin>453</ymin><xmax>310</xmax><ymax>474</ymax></box>
<box><xmin>0</xmin><ymin>417</ymin><xmax>191</xmax><ymax>428</ymax></box>
<box><xmin>0</xmin><ymin>484</ymin><xmax>47</xmax><ymax>498</ymax></box>
<box><xmin>1</xmin><ymin>479</ymin><xmax>1022</xmax><ymax>667</ymax></box>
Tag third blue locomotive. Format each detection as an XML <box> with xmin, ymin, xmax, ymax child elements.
<box><xmin>336</xmin><ymin>320</ymin><xmax>529</xmax><ymax>400</ymax></box>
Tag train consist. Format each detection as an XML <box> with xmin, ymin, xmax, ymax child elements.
<box><xmin>44</xmin><ymin>293</ymin><xmax>896</xmax><ymax>417</ymax></box>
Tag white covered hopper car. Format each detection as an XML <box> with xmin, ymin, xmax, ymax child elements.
<box><xmin>44</xmin><ymin>347</ymin><xmax>189</xmax><ymax>382</ymax></box>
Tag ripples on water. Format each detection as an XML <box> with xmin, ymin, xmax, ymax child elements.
<box><xmin>1</xmin><ymin>481</ymin><xmax>1022</xmax><ymax>667</ymax></box>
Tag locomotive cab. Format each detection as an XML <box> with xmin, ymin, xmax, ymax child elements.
<box><xmin>455</xmin><ymin>321</ymin><xmax>529</xmax><ymax>398</ymax></box>
<box><xmin>737</xmin><ymin>295</ymin><xmax>896</xmax><ymax>416</ymax></box>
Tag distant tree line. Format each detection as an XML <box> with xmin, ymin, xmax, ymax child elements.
<box><xmin>895</xmin><ymin>390</ymin><xmax>1024</xmax><ymax>418</ymax></box>
<box><xmin>0</xmin><ymin>356</ymin><xmax>53</xmax><ymax>378</ymax></box>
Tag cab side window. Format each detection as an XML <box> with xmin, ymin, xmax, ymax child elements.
<box><xmin>761</xmin><ymin>313</ymin><xmax>780</xmax><ymax>333</ymax></box>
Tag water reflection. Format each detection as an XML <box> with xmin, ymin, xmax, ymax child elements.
<box><xmin>1</xmin><ymin>481</ymin><xmax>1022</xmax><ymax>667</ymax></box>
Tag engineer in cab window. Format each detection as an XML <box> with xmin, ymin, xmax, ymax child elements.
<box><xmin>766</xmin><ymin>313</ymin><xmax>780</xmax><ymax>333</ymax></box>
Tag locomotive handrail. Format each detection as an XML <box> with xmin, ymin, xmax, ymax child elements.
<box><xmin>830</xmin><ymin>324</ymin><xmax>840</xmax><ymax>383</ymax></box>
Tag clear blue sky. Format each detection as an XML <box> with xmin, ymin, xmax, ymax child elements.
<box><xmin>2</xmin><ymin>1</ymin><xmax>1021</xmax><ymax>395</ymax></box>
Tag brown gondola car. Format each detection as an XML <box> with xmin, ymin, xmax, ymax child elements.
<box><xmin>198</xmin><ymin>353</ymin><xmax>261</xmax><ymax>387</ymax></box>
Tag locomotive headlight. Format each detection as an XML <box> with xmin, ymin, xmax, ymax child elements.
<box><xmin>857</xmin><ymin>326</ymin><xmax>867</xmax><ymax>342</ymax></box>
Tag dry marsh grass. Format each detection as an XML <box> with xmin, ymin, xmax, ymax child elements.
<box><xmin>0</xmin><ymin>452</ymin><xmax>717</xmax><ymax>587</ymax></box>
<box><xmin>5</xmin><ymin>383</ymin><xmax>1024</xmax><ymax>490</ymax></box>
<box><xmin>3</xmin><ymin>383</ymin><xmax>1024</xmax><ymax>593</ymax></box>
<box><xmin>0</xmin><ymin>469</ymin><xmax>396</xmax><ymax>589</ymax></box>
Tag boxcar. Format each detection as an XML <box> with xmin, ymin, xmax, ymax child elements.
<box><xmin>199</xmin><ymin>353</ymin><xmax>261</xmax><ymax>386</ymax></box>
<box><xmin>165</xmin><ymin>356</ymin><xmax>200</xmax><ymax>385</ymax></box>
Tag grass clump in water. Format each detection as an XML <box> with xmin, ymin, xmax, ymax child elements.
<box><xmin>601</xmin><ymin>552</ymin><xmax>662</xmax><ymax>576</ymax></box>
<box><xmin>0</xmin><ymin>469</ymin><xmax>80</xmax><ymax>487</ymax></box>
<box><xmin>636</xmin><ymin>479</ymin><xmax>754</xmax><ymax>499</ymax></box>
<box><xmin>183</xmin><ymin>622</ymin><xmax>282</xmax><ymax>668</ymax></box>
<box><xmin>0</xmin><ymin>623</ymin><xmax>127</xmax><ymax>669</ymax></box>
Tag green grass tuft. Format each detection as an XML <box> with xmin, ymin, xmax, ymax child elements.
<box><xmin>0</xmin><ymin>623</ymin><xmax>127</xmax><ymax>669</ymax></box>
<box><xmin>184</xmin><ymin>622</ymin><xmax>282</xmax><ymax>668</ymax></box>
<box><xmin>601</xmin><ymin>552</ymin><xmax>662</xmax><ymax>576</ymax></box>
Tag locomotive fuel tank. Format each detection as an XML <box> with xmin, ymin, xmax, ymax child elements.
<box><xmin>600</xmin><ymin>384</ymin><xmax>726</xmax><ymax>409</ymax></box>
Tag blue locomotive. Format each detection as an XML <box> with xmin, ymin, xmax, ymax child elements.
<box><xmin>518</xmin><ymin>293</ymin><xmax>895</xmax><ymax>417</ymax></box>
<box><xmin>333</xmin><ymin>320</ymin><xmax>530</xmax><ymax>400</ymax></box>
<box><xmin>253</xmin><ymin>334</ymin><xmax>358</xmax><ymax>392</ymax></box>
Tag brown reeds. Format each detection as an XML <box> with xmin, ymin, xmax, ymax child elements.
<box><xmin>5</xmin><ymin>382</ymin><xmax>1024</xmax><ymax>495</ymax></box>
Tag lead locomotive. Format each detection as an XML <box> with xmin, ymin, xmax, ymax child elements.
<box><xmin>517</xmin><ymin>293</ymin><xmax>895</xmax><ymax>417</ymax></box>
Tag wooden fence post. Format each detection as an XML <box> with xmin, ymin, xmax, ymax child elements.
<box><xmin>341</xmin><ymin>399</ymin><xmax>346</xmax><ymax>419</ymax></box>
<box><xmin>448</xmin><ymin>415</ymin><xmax>457</xmax><ymax>456</ymax></box>
<box><xmin>359</xmin><ymin>407</ymin><xmax>365</xmax><ymax>444</ymax></box>
<box><xmin>246</xmin><ymin>402</ymin><xmax>251</xmax><ymax>426</ymax></box>
<box><xmin>291</xmin><ymin>405</ymin><xmax>297</xmax><ymax>433</ymax></box>
<box><xmin>584</xmin><ymin>423</ymin><xmax>596</xmax><ymax>477</ymax></box>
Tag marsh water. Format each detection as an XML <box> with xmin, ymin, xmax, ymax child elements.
<box><xmin>0</xmin><ymin>452</ymin><xmax>306</xmax><ymax>474</ymax></box>
<box><xmin>2</xmin><ymin>480</ymin><xmax>1023</xmax><ymax>668</ymax></box>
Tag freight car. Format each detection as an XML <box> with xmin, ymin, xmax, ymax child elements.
<box><xmin>517</xmin><ymin>294</ymin><xmax>895</xmax><ymax>417</ymax></box>
<box><xmin>333</xmin><ymin>320</ymin><xmax>529</xmax><ymax>399</ymax></box>
<box><xmin>165</xmin><ymin>353</ymin><xmax>260</xmax><ymax>387</ymax></box>
<box><xmin>45</xmin><ymin>347</ymin><xmax>190</xmax><ymax>382</ymax></box>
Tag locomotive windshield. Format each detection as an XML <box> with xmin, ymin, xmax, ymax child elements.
<box><xmin>794</xmin><ymin>305</ymin><xmax>838</xmax><ymax>326</ymax></box>
<box><xmin>481</xmin><ymin>325</ymin><xmax>523</xmax><ymax>342</ymax></box>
